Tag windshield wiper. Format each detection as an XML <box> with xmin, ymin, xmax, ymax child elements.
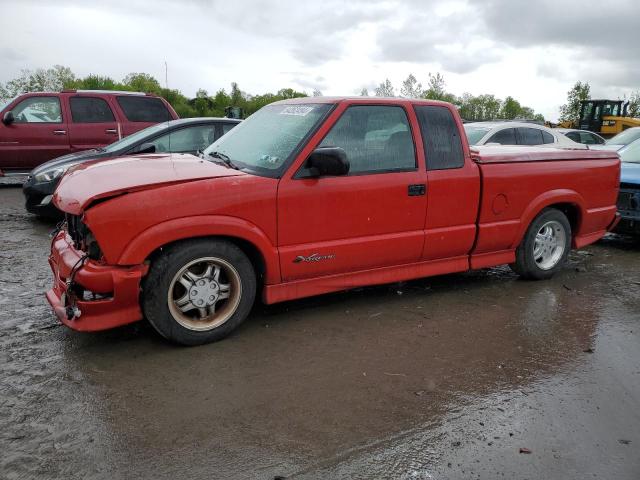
<box><xmin>208</xmin><ymin>151</ymin><xmax>239</xmax><ymax>169</ymax></box>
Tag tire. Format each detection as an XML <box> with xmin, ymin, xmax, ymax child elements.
<box><xmin>510</xmin><ymin>208</ymin><xmax>571</xmax><ymax>280</ymax></box>
<box><xmin>142</xmin><ymin>239</ymin><xmax>256</xmax><ymax>346</ymax></box>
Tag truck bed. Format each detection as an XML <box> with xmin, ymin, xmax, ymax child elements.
<box><xmin>469</xmin><ymin>146</ymin><xmax>620</xmax><ymax>268</ymax></box>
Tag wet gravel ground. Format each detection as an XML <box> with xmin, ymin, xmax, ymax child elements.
<box><xmin>1</xmin><ymin>185</ymin><xmax>639</xmax><ymax>480</ymax></box>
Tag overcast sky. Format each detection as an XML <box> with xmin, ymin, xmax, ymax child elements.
<box><xmin>1</xmin><ymin>0</ymin><xmax>639</xmax><ymax>120</ymax></box>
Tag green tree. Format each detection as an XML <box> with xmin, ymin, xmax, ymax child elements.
<box><xmin>0</xmin><ymin>65</ymin><xmax>75</xmax><ymax>100</ymax></box>
<box><xmin>500</xmin><ymin>96</ymin><xmax>522</xmax><ymax>119</ymax></box>
<box><xmin>360</xmin><ymin>87</ymin><xmax>369</xmax><ymax>96</ymax></box>
<box><xmin>122</xmin><ymin>72</ymin><xmax>162</xmax><ymax>94</ymax></box>
<box><xmin>400</xmin><ymin>74</ymin><xmax>423</xmax><ymax>98</ymax></box>
<box><xmin>375</xmin><ymin>78</ymin><xmax>395</xmax><ymax>97</ymax></box>
<box><xmin>423</xmin><ymin>72</ymin><xmax>445</xmax><ymax>100</ymax></box>
<box><xmin>68</xmin><ymin>74</ymin><xmax>119</xmax><ymax>90</ymax></box>
<box><xmin>559</xmin><ymin>81</ymin><xmax>591</xmax><ymax>124</ymax></box>
<box><xmin>627</xmin><ymin>91</ymin><xmax>640</xmax><ymax>118</ymax></box>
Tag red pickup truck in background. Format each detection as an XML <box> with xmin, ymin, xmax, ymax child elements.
<box><xmin>0</xmin><ymin>90</ymin><xmax>178</xmax><ymax>174</ymax></box>
<box><xmin>46</xmin><ymin>97</ymin><xmax>620</xmax><ymax>345</ymax></box>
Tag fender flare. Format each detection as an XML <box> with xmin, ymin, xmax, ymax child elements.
<box><xmin>117</xmin><ymin>215</ymin><xmax>281</xmax><ymax>284</ymax></box>
<box><xmin>510</xmin><ymin>189</ymin><xmax>586</xmax><ymax>249</ymax></box>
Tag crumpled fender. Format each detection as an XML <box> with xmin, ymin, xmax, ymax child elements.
<box><xmin>116</xmin><ymin>215</ymin><xmax>281</xmax><ymax>284</ymax></box>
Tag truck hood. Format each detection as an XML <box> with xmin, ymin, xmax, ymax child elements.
<box><xmin>621</xmin><ymin>161</ymin><xmax>640</xmax><ymax>185</ymax></box>
<box><xmin>53</xmin><ymin>153</ymin><xmax>246</xmax><ymax>214</ymax></box>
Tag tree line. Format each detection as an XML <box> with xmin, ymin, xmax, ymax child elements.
<box><xmin>6</xmin><ymin>65</ymin><xmax>637</xmax><ymax>123</ymax></box>
<box><xmin>365</xmin><ymin>73</ymin><xmax>546</xmax><ymax>122</ymax></box>
<box><xmin>0</xmin><ymin>65</ymin><xmax>308</xmax><ymax>118</ymax></box>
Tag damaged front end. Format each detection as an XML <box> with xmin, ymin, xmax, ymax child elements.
<box><xmin>46</xmin><ymin>214</ymin><xmax>147</xmax><ymax>331</ymax></box>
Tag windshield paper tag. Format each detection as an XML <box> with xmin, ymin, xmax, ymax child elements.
<box><xmin>280</xmin><ymin>106</ymin><xmax>314</xmax><ymax>116</ymax></box>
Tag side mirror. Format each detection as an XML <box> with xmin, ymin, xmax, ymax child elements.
<box><xmin>137</xmin><ymin>143</ymin><xmax>156</xmax><ymax>154</ymax></box>
<box><xmin>2</xmin><ymin>111</ymin><xmax>14</xmax><ymax>125</ymax></box>
<box><xmin>304</xmin><ymin>147</ymin><xmax>349</xmax><ymax>177</ymax></box>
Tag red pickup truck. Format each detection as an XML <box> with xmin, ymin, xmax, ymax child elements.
<box><xmin>0</xmin><ymin>90</ymin><xmax>178</xmax><ymax>173</ymax></box>
<box><xmin>47</xmin><ymin>97</ymin><xmax>620</xmax><ymax>345</ymax></box>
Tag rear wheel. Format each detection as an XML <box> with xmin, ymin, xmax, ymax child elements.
<box><xmin>142</xmin><ymin>239</ymin><xmax>256</xmax><ymax>345</ymax></box>
<box><xmin>510</xmin><ymin>208</ymin><xmax>571</xmax><ymax>280</ymax></box>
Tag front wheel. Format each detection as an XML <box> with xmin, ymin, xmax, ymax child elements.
<box><xmin>510</xmin><ymin>208</ymin><xmax>571</xmax><ymax>280</ymax></box>
<box><xmin>142</xmin><ymin>239</ymin><xmax>256</xmax><ymax>345</ymax></box>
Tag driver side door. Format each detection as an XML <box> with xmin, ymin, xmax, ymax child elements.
<box><xmin>277</xmin><ymin>104</ymin><xmax>428</xmax><ymax>282</ymax></box>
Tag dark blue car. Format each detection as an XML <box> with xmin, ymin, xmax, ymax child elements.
<box><xmin>23</xmin><ymin>117</ymin><xmax>240</xmax><ymax>217</ymax></box>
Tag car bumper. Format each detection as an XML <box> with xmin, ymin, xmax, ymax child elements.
<box><xmin>23</xmin><ymin>177</ymin><xmax>61</xmax><ymax>217</ymax></box>
<box><xmin>46</xmin><ymin>231</ymin><xmax>148</xmax><ymax>331</ymax></box>
<box><xmin>615</xmin><ymin>187</ymin><xmax>640</xmax><ymax>235</ymax></box>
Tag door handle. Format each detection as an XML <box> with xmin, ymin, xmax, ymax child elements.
<box><xmin>408</xmin><ymin>184</ymin><xmax>426</xmax><ymax>196</ymax></box>
<box><xmin>105</xmin><ymin>129</ymin><xmax>117</xmax><ymax>134</ymax></box>
<box><xmin>53</xmin><ymin>130</ymin><xmax>67</xmax><ymax>135</ymax></box>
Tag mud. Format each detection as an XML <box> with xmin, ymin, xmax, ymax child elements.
<box><xmin>1</xmin><ymin>185</ymin><xmax>639</xmax><ymax>479</ymax></box>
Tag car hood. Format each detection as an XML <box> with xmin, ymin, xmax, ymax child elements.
<box><xmin>53</xmin><ymin>153</ymin><xmax>246</xmax><ymax>214</ymax></box>
<box><xmin>31</xmin><ymin>149</ymin><xmax>116</xmax><ymax>175</ymax></box>
<box><xmin>621</xmin><ymin>161</ymin><xmax>640</xmax><ymax>185</ymax></box>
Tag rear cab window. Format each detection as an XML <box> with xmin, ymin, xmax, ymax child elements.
<box><xmin>116</xmin><ymin>96</ymin><xmax>171</xmax><ymax>122</ymax></box>
<box><xmin>415</xmin><ymin>105</ymin><xmax>464</xmax><ymax>170</ymax></box>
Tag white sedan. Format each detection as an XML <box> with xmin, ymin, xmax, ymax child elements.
<box><xmin>464</xmin><ymin>122</ymin><xmax>585</xmax><ymax>148</ymax></box>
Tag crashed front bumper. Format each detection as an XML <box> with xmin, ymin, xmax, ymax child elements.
<box><xmin>46</xmin><ymin>231</ymin><xmax>148</xmax><ymax>331</ymax></box>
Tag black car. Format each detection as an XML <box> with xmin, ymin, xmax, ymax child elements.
<box><xmin>23</xmin><ymin>117</ymin><xmax>240</xmax><ymax>217</ymax></box>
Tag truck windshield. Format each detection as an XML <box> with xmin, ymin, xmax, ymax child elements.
<box><xmin>203</xmin><ymin>103</ymin><xmax>333</xmax><ymax>176</ymax></box>
<box><xmin>464</xmin><ymin>125</ymin><xmax>491</xmax><ymax>145</ymax></box>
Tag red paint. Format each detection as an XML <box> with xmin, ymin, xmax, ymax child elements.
<box><xmin>46</xmin><ymin>97</ymin><xmax>621</xmax><ymax>332</ymax></box>
<box><xmin>0</xmin><ymin>91</ymin><xmax>178</xmax><ymax>172</ymax></box>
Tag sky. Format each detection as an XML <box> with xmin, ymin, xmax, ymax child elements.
<box><xmin>1</xmin><ymin>0</ymin><xmax>639</xmax><ymax>121</ymax></box>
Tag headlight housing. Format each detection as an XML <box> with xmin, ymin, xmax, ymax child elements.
<box><xmin>34</xmin><ymin>167</ymin><xmax>67</xmax><ymax>182</ymax></box>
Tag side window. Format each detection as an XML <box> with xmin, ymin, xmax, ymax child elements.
<box><xmin>541</xmin><ymin>130</ymin><xmax>555</xmax><ymax>144</ymax></box>
<box><xmin>116</xmin><ymin>96</ymin><xmax>171</xmax><ymax>122</ymax></box>
<box><xmin>487</xmin><ymin>128</ymin><xmax>516</xmax><ymax>145</ymax></box>
<box><xmin>148</xmin><ymin>125</ymin><xmax>216</xmax><ymax>153</ymax></box>
<box><xmin>70</xmin><ymin>97</ymin><xmax>115</xmax><ymax>123</ymax></box>
<box><xmin>12</xmin><ymin>97</ymin><xmax>62</xmax><ymax>123</ymax></box>
<box><xmin>517</xmin><ymin>128</ymin><xmax>543</xmax><ymax>145</ymax></box>
<box><xmin>318</xmin><ymin>105</ymin><xmax>416</xmax><ymax>174</ymax></box>
<box><xmin>592</xmin><ymin>133</ymin><xmax>605</xmax><ymax>145</ymax></box>
<box><xmin>415</xmin><ymin>105</ymin><xmax>464</xmax><ymax>170</ymax></box>
<box><xmin>565</xmin><ymin>132</ymin><xmax>580</xmax><ymax>142</ymax></box>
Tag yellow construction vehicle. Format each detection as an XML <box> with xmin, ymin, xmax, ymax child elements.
<box><xmin>558</xmin><ymin>100</ymin><xmax>640</xmax><ymax>137</ymax></box>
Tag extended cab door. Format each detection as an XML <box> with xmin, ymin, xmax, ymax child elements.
<box><xmin>66</xmin><ymin>95</ymin><xmax>119</xmax><ymax>151</ymax></box>
<box><xmin>277</xmin><ymin>104</ymin><xmax>428</xmax><ymax>281</ymax></box>
<box><xmin>0</xmin><ymin>95</ymin><xmax>70</xmax><ymax>171</ymax></box>
<box><xmin>414</xmin><ymin>105</ymin><xmax>481</xmax><ymax>261</ymax></box>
